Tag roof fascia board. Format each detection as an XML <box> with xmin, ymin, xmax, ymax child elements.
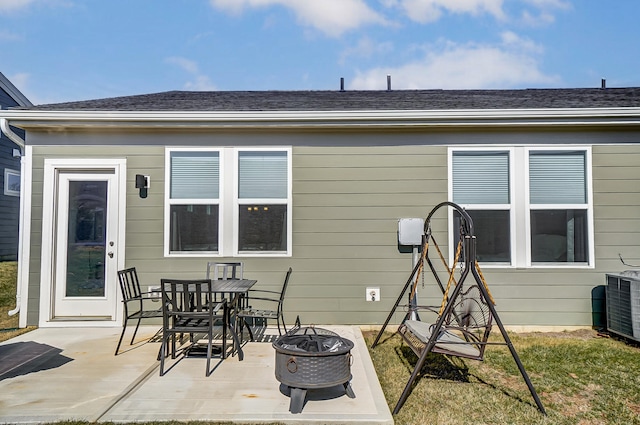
<box><xmin>2</xmin><ymin>107</ymin><xmax>640</xmax><ymax>130</ymax></box>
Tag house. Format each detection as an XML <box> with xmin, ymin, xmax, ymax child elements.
<box><xmin>0</xmin><ymin>73</ymin><xmax>31</xmax><ymax>261</ymax></box>
<box><xmin>2</xmin><ymin>87</ymin><xmax>640</xmax><ymax>330</ymax></box>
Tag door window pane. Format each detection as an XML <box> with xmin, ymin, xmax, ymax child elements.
<box><xmin>531</xmin><ymin>209</ymin><xmax>588</xmax><ymax>263</ymax></box>
<box><xmin>66</xmin><ymin>181</ymin><xmax>107</xmax><ymax>297</ymax></box>
<box><xmin>238</xmin><ymin>204</ymin><xmax>287</xmax><ymax>251</ymax></box>
<box><xmin>170</xmin><ymin>205</ymin><xmax>219</xmax><ymax>252</ymax></box>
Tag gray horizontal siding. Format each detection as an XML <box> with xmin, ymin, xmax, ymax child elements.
<box><xmin>24</xmin><ymin>137</ymin><xmax>640</xmax><ymax>328</ymax></box>
<box><xmin>593</xmin><ymin>144</ymin><xmax>640</xmax><ymax>272</ymax></box>
<box><xmin>26</xmin><ymin>145</ymin><xmax>165</xmax><ymax>323</ymax></box>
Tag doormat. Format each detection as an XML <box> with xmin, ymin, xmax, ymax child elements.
<box><xmin>0</xmin><ymin>341</ymin><xmax>72</xmax><ymax>380</ymax></box>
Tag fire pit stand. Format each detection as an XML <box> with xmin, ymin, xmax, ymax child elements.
<box><xmin>273</xmin><ymin>326</ymin><xmax>356</xmax><ymax>413</ymax></box>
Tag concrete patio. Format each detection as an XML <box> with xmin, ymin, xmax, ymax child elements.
<box><xmin>0</xmin><ymin>325</ymin><xmax>393</xmax><ymax>424</ymax></box>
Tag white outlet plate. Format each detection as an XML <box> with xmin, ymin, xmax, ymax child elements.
<box><xmin>366</xmin><ymin>287</ymin><xmax>380</xmax><ymax>302</ymax></box>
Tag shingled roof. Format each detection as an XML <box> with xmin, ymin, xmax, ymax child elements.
<box><xmin>24</xmin><ymin>87</ymin><xmax>640</xmax><ymax>111</ymax></box>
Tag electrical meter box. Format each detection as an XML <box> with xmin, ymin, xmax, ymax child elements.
<box><xmin>398</xmin><ymin>218</ymin><xmax>424</xmax><ymax>246</ymax></box>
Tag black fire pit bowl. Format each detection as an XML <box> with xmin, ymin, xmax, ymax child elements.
<box><xmin>273</xmin><ymin>326</ymin><xmax>356</xmax><ymax>413</ymax></box>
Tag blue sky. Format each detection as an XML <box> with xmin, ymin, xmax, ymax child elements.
<box><xmin>1</xmin><ymin>0</ymin><xmax>638</xmax><ymax>105</ymax></box>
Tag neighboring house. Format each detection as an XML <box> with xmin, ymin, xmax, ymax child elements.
<box><xmin>2</xmin><ymin>88</ymin><xmax>640</xmax><ymax>330</ymax></box>
<box><xmin>0</xmin><ymin>72</ymin><xmax>31</xmax><ymax>261</ymax></box>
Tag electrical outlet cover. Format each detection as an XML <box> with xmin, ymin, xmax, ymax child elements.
<box><xmin>366</xmin><ymin>287</ymin><xmax>380</xmax><ymax>301</ymax></box>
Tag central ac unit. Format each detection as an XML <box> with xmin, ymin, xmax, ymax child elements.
<box><xmin>606</xmin><ymin>273</ymin><xmax>640</xmax><ymax>342</ymax></box>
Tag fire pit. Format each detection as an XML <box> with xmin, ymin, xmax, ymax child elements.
<box><xmin>272</xmin><ymin>326</ymin><xmax>355</xmax><ymax>413</ymax></box>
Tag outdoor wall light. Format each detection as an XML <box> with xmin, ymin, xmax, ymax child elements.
<box><xmin>135</xmin><ymin>174</ymin><xmax>150</xmax><ymax>198</ymax></box>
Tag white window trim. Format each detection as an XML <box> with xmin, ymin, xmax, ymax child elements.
<box><xmin>448</xmin><ymin>147</ymin><xmax>515</xmax><ymax>268</ymax></box>
<box><xmin>523</xmin><ymin>146</ymin><xmax>594</xmax><ymax>269</ymax></box>
<box><xmin>164</xmin><ymin>147</ymin><xmax>224</xmax><ymax>257</ymax></box>
<box><xmin>233</xmin><ymin>147</ymin><xmax>292</xmax><ymax>257</ymax></box>
<box><xmin>164</xmin><ymin>146</ymin><xmax>292</xmax><ymax>258</ymax></box>
<box><xmin>448</xmin><ymin>146</ymin><xmax>594</xmax><ymax>269</ymax></box>
<box><xmin>4</xmin><ymin>168</ymin><xmax>20</xmax><ymax>196</ymax></box>
<box><xmin>39</xmin><ymin>158</ymin><xmax>127</xmax><ymax>327</ymax></box>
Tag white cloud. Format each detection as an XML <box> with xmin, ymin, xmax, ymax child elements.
<box><xmin>166</xmin><ymin>57</ymin><xmax>199</xmax><ymax>75</ymax></box>
<box><xmin>521</xmin><ymin>10</ymin><xmax>555</xmax><ymax>26</ymax></box>
<box><xmin>0</xmin><ymin>0</ymin><xmax>74</xmax><ymax>15</ymax></box>
<box><xmin>390</xmin><ymin>0</ymin><xmax>506</xmax><ymax>24</ymax></box>
<box><xmin>0</xmin><ymin>0</ymin><xmax>36</xmax><ymax>13</ymax></box>
<box><xmin>209</xmin><ymin>0</ymin><xmax>389</xmax><ymax>37</ymax></box>
<box><xmin>520</xmin><ymin>0</ymin><xmax>572</xmax><ymax>26</ymax></box>
<box><xmin>500</xmin><ymin>30</ymin><xmax>543</xmax><ymax>53</ymax></box>
<box><xmin>165</xmin><ymin>57</ymin><xmax>217</xmax><ymax>91</ymax></box>
<box><xmin>339</xmin><ymin>37</ymin><xmax>394</xmax><ymax>65</ymax></box>
<box><xmin>183</xmin><ymin>75</ymin><xmax>217</xmax><ymax>91</ymax></box>
<box><xmin>350</xmin><ymin>36</ymin><xmax>558</xmax><ymax>90</ymax></box>
<box><xmin>522</xmin><ymin>0</ymin><xmax>571</xmax><ymax>9</ymax></box>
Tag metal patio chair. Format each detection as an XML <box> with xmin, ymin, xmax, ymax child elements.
<box><xmin>206</xmin><ymin>262</ymin><xmax>244</xmax><ymax>302</ymax></box>
<box><xmin>206</xmin><ymin>262</ymin><xmax>244</xmax><ymax>280</ymax></box>
<box><xmin>160</xmin><ymin>278</ymin><xmax>239</xmax><ymax>376</ymax></box>
<box><xmin>238</xmin><ymin>267</ymin><xmax>292</xmax><ymax>341</ymax></box>
<box><xmin>115</xmin><ymin>267</ymin><xmax>163</xmax><ymax>355</ymax></box>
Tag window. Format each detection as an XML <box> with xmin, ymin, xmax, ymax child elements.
<box><xmin>4</xmin><ymin>168</ymin><xmax>20</xmax><ymax>197</ymax></box>
<box><xmin>452</xmin><ymin>150</ymin><xmax>511</xmax><ymax>263</ymax></box>
<box><xmin>529</xmin><ymin>150</ymin><xmax>589</xmax><ymax>263</ymax></box>
<box><xmin>450</xmin><ymin>147</ymin><xmax>592</xmax><ymax>267</ymax></box>
<box><xmin>168</xmin><ymin>151</ymin><xmax>220</xmax><ymax>252</ymax></box>
<box><xmin>237</xmin><ymin>151</ymin><xmax>288</xmax><ymax>252</ymax></box>
<box><xmin>165</xmin><ymin>147</ymin><xmax>291</xmax><ymax>257</ymax></box>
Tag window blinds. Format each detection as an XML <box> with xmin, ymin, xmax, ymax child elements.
<box><xmin>239</xmin><ymin>151</ymin><xmax>288</xmax><ymax>199</ymax></box>
<box><xmin>170</xmin><ymin>151</ymin><xmax>219</xmax><ymax>199</ymax></box>
<box><xmin>529</xmin><ymin>151</ymin><xmax>586</xmax><ymax>204</ymax></box>
<box><xmin>452</xmin><ymin>151</ymin><xmax>510</xmax><ymax>204</ymax></box>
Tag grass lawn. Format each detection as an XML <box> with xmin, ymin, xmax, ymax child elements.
<box><xmin>2</xmin><ymin>260</ymin><xmax>640</xmax><ymax>424</ymax></box>
<box><xmin>0</xmin><ymin>261</ymin><xmax>34</xmax><ymax>341</ymax></box>
<box><xmin>365</xmin><ymin>329</ymin><xmax>640</xmax><ymax>424</ymax></box>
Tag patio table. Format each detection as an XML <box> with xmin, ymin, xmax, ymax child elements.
<box><xmin>156</xmin><ymin>279</ymin><xmax>257</xmax><ymax>360</ymax></box>
<box><xmin>207</xmin><ymin>279</ymin><xmax>257</xmax><ymax>359</ymax></box>
<box><xmin>211</xmin><ymin>279</ymin><xmax>257</xmax><ymax>339</ymax></box>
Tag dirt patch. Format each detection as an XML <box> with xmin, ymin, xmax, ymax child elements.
<box><xmin>546</xmin><ymin>383</ymin><xmax>601</xmax><ymax>418</ymax></box>
<box><xmin>518</xmin><ymin>329</ymin><xmax>599</xmax><ymax>340</ymax></box>
<box><xmin>627</xmin><ymin>400</ymin><xmax>640</xmax><ymax>415</ymax></box>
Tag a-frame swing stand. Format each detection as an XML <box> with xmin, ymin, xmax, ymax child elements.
<box><xmin>372</xmin><ymin>202</ymin><xmax>546</xmax><ymax>415</ymax></box>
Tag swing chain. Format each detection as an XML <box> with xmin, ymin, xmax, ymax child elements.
<box><xmin>458</xmin><ymin>221</ymin><xmax>466</xmax><ymax>277</ymax></box>
<box><xmin>421</xmin><ymin>225</ymin><xmax>431</xmax><ymax>289</ymax></box>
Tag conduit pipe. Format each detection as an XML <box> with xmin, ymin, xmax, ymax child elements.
<box><xmin>1</xmin><ymin>118</ymin><xmax>25</xmax><ymax>316</ymax></box>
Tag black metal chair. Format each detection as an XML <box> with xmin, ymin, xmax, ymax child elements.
<box><xmin>206</xmin><ymin>262</ymin><xmax>244</xmax><ymax>302</ymax></box>
<box><xmin>160</xmin><ymin>278</ymin><xmax>242</xmax><ymax>376</ymax></box>
<box><xmin>206</xmin><ymin>262</ymin><xmax>244</xmax><ymax>280</ymax></box>
<box><xmin>238</xmin><ymin>267</ymin><xmax>292</xmax><ymax>340</ymax></box>
<box><xmin>115</xmin><ymin>267</ymin><xmax>163</xmax><ymax>355</ymax></box>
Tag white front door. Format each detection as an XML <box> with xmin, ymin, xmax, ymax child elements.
<box><xmin>40</xmin><ymin>160</ymin><xmax>126</xmax><ymax>325</ymax></box>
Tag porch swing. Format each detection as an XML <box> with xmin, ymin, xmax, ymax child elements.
<box><xmin>371</xmin><ymin>201</ymin><xmax>546</xmax><ymax>415</ymax></box>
